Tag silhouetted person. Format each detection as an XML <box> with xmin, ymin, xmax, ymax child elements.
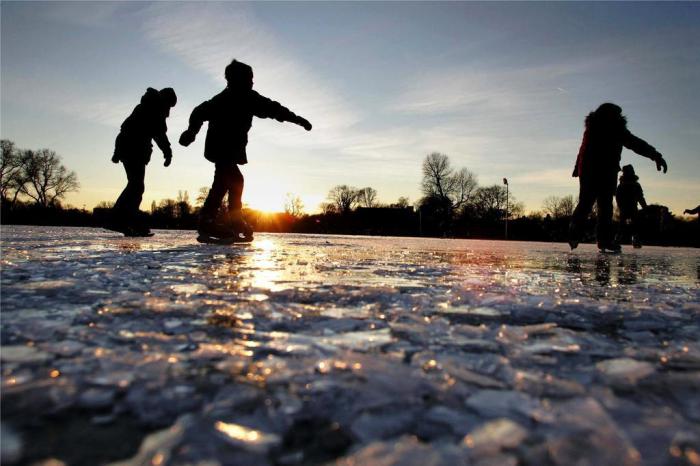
<box><xmin>615</xmin><ymin>164</ymin><xmax>647</xmax><ymax>248</ymax></box>
<box><xmin>179</xmin><ymin>59</ymin><xmax>312</xmax><ymax>239</ymax></box>
<box><xmin>110</xmin><ymin>87</ymin><xmax>176</xmax><ymax>236</ymax></box>
<box><xmin>684</xmin><ymin>205</ymin><xmax>700</xmax><ymax>216</ymax></box>
<box><xmin>569</xmin><ymin>103</ymin><xmax>667</xmax><ymax>252</ymax></box>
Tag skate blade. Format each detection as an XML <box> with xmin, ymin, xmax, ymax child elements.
<box><xmin>124</xmin><ymin>231</ymin><xmax>154</xmax><ymax>238</ymax></box>
<box><xmin>197</xmin><ymin>234</ymin><xmax>253</xmax><ymax>244</ymax></box>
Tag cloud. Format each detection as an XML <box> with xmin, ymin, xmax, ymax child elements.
<box><xmin>141</xmin><ymin>2</ymin><xmax>360</xmax><ymax>142</ymax></box>
<box><xmin>390</xmin><ymin>60</ymin><xmax>607</xmax><ymax>116</ymax></box>
<box><xmin>1</xmin><ymin>75</ymin><xmax>132</xmax><ymax>127</ymax></box>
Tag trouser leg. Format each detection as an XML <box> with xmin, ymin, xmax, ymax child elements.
<box><xmin>227</xmin><ymin>165</ymin><xmax>244</xmax><ymax>215</ymax></box>
<box><xmin>630</xmin><ymin>209</ymin><xmax>642</xmax><ymax>244</ymax></box>
<box><xmin>201</xmin><ymin>164</ymin><xmax>232</xmax><ymax>221</ymax></box>
<box><xmin>113</xmin><ymin>160</ymin><xmax>146</xmax><ymax>224</ymax></box>
<box><xmin>569</xmin><ymin>178</ymin><xmax>597</xmax><ymax>240</ymax></box>
<box><xmin>595</xmin><ymin>174</ymin><xmax>618</xmax><ymax>246</ymax></box>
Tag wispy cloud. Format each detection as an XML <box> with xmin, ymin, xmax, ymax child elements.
<box><xmin>390</xmin><ymin>60</ymin><xmax>606</xmax><ymax>116</ymax></box>
<box><xmin>142</xmin><ymin>2</ymin><xmax>360</xmax><ymax>141</ymax></box>
<box><xmin>1</xmin><ymin>75</ymin><xmax>132</xmax><ymax>127</ymax></box>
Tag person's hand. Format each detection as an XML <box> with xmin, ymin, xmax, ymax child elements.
<box><xmin>296</xmin><ymin>116</ymin><xmax>312</xmax><ymax>131</ymax></box>
<box><xmin>164</xmin><ymin>156</ymin><xmax>172</xmax><ymax>167</ymax></box>
<box><xmin>179</xmin><ymin>130</ymin><xmax>195</xmax><ymax>147</ymax></box>
<box><xmin>655</xmin><ymin>154</ymin><xmax>667</xmax><ymax>173</ymax></box>
<box><xmin>111</xmin><ymin>154</ymin><xmax>120</xmax><ymax>164</ymax></box>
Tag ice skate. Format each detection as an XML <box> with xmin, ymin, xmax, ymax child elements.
<box><xmin>632</xmin><ymin>236</ymin><xmax>642</xmax><ymax>249</ymax></box>
<box><xmin>104</xmin><ymin>213</ymin><xmax>153</xmax><ymax>238</ymax></box>
<box><xmin>598</xmin><ymin>242</ymin><xmax>622</xmax><ymax>254</ymax></box>
<box><xmin>196</xmin><ymin>218</ymin><xmax>251</xmax><ymax>244</ymax></box>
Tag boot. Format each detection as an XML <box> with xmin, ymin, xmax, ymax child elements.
<box><xmin>198</xmin><ymin>217</ymin><xmax>233</xmax><ymax>239</ymax></box>
<box><xmin>598</xmin><ymin>241</ymin><xmax>622</xmax><ymax>253</ymax></box>
<box><xmin>225</xmin><ymin>210</ymin><xmax>254</xmax><ymax>239</ymax></box>
<box><xmin>632</xmin><ymin>236</ymin><xmax>642</xmax><ymax>249</ymax></box>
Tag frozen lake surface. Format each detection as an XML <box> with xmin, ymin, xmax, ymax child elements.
<box><xmin>1</xmin><ymin>225</ymin><xmax>699</xmax><ymax>465</ymax></box>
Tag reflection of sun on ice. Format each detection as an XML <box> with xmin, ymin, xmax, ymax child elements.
<box><xmin>249</xmin><ymin>238</ymin><xmax>286</xmax><ymax>291</ymax></box>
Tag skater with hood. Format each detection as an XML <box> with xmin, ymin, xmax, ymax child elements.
<box><xmin>109</xmin><ymin>87</ymin><xmax>177</xmax><ymax>236</ymax></box>
<box><xmin>615</xmin><ymin>164</ymin><xmax>647</xmax><ymax>248</ymax></box>
<box><xmin>568</xmin><ymin>103</ymin><xmax>667</xmax><ymax>252</ymax></box>
<box><xmin>179</xmin><ymin>59</ymin><xmax>312</xmax><ymax>242</ymax></box>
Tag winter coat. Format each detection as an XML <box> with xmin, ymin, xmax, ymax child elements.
<box><xmin>616</xmin><ymin>175</ymin><xmax>647</xmax><ymax>216</ymax></box>
<box><xmin>573</xmin><ymin>113</ymin><xmax>659</xmax><ymax>179</ymax></box>
<box><xmin>114</xmin><ymin>88</ymin><xmax>172</xmax><ymax>164</ymax></box>
<box><xmin>185</xmin><ymin>88</ymin><xmax>299</xmax><ymax>165</ymax></box>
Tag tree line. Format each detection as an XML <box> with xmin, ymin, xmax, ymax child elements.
<box><xmin>1</xmin><ymin>139</ymin><xmax>697</xmax><ymax>246</ymax></box>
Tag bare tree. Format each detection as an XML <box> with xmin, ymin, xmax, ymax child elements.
<box><xmin>392</xmin><ymin>196</ymin><xmax>411</xmax><ymax>208</ymax></box>
<box><xmin>452</xmin><ymin>167</ymin><xmax>478</xmax><ymax>209</ymax></box>
<box><xmin>177</xmin><ymin>190</ymin><xmax>191</xmax><ymax>218</ymax></box>
<box><xmin>422</xmin><ymin>153</ymin><xmax>478</xmax><ymax>209</ymax></box>
<box><xmin>285</xmin><ymin>193</ymin><xmax>304</xmax><ymax>217</ymax></box>
<box><xmin>19</xmin><ymin>149</ymin><xmax>79</xmax><ymax>207</ymax></box>
<box><xmin>195</xmin><ymin>187</ymin><xmax>210</xmax><ymax>207</ymax></box>
<box><xmin>421</xmin><ymin>152</ymin><xmax>455</xmax><ymax>201</ymax></box>
<box><xmin>0</xmin><ymin>139</ymin><xmax>25</xmax><ymax>206</ymax></box>
<box><xmin>542</xmin><ymin>195</ymin><xmax>575</xmax><ymax>219</ymax></box>
<box><xmin>326</xmin><ymin>185</ymin><xmax>358</xmax><ymax>214</ymax></box>
<box><xmin>469</xmin><ymin>184</ymin><xmax>523</xmax><ymax>220</ymax></box>
<box><xmin>356</xmin><ymin>187</ymin><xmax>378</xmax><ymax>208</ymax></box>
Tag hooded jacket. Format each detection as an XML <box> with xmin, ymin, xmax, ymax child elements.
<box><xmin>114</xmin><ymin>88</ymin><xmax>172</xmax><ymax>164</ymax></box>
<box><xmin>184</xmin><ymin>88</ymin><xmax>300</xmax><ymax>165</ymax></box>
<box><xmin>573</xmin><ymin>112</ymin><xmax>659</xmax><ymax>179</ymax></box>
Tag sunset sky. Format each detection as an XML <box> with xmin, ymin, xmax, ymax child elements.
<box><xmin>2</xmin><ymin>2</ymin><xmax>699</xmax><ymax>214</ymax></box>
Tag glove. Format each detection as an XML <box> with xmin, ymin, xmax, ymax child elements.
<box><xmin>164</xmin><ymin>156</ymin><xmax>172</xmax><ymax>167</ymax></box>
<box><xmin>296</xmin><ymin>116</ymin><xmax>312</xmax><ymax>131</ymax></box>
<box><xmin>179</xmin><ymin>130</ymin><xmax>195</xmax><ymax>147</ymax></box>
<box><xmin>111</xmin><ymin>154</ymin><xmax>120</xmax><ymax>164</ymax></box>
<box><xmin>655</xmin><ymin>154</ymin><xmax>667</xmax><ymax>173</ymax></box>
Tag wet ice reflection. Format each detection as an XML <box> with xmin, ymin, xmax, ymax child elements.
<box><xmin>1</xmin><ymin>226</ymin><xmax>698</xmax><ymax>465</ymax></box>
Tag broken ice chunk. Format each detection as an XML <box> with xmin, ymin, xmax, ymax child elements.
<box><xmin>464</xmin><ymin>418</ymin><xmax>528</xmax><ymax>454</ymax></box>
<box><xmin>215</xmin><ymin>421</ymin><xmax>280</xmax><ymax>454</ymax></box>
<box><xmin>596</xmin><ymin>358</ymin><xmax>655</xmax><ymax>387</ymax></box>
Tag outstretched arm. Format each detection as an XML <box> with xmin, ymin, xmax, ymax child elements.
<box><xmin>252</xmin><ymin>92</ymin><xmax>312</xmax><ymax>131</ymax></box>
<box><xmin>623</xmin><ymin>130</ymin><xmax>667</xmax><ymax>173</ymax></box>
<box><xmin>637</xmin><ymin>184</ymin><xmax>648</xmax><ymax>210</ymax></box>
<box><xmin>180</xmin><ymin>101</ymin><xmax>212</xmax><ymax>146</ymax></box>
<box><xmin>152</xmin><ymin>119</ymin><xmax>173</xmax><ymax>167</ymax></box>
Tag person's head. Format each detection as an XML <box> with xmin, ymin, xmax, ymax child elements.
<box><xmin>595</xmin><ymin>102</ymin><xmax>626</xmax><ymax>124</ymax></box>
<box><xmin>621</xmin><ymin>164</ymin><xmax>638</xmax><ymax>182</ymax></box>
<box><xmin>622</xmin><ymin>164</ymin><xmax>635</xmax><ymax>176</ymax></box>
<box><xmin>225</xmin><ymin>60</ymin><xmax>254</xmax><ymax>91</ymax></box>
<box><xmin>586</xmin><ymin>102</ymin><xmax>627</xmax><ymax>129</ymax></box>
<box><xmin>159</xmin><ymin>88</ymin><xmax>177</xmax><ymax>107</ymax></box>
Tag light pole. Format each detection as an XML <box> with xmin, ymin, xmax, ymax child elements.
<box><xmin>503</xmin><ymin>178</ymin><xmax>509</xmax><ymax>240</ymax></box>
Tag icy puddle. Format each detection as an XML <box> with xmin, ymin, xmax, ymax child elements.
<box><xmin>1</xmin><ymin>226</ymin><xmax>699</xmax><ymax>465</ymax></box>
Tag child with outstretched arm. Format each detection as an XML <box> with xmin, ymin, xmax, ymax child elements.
<box><xmin>179</xmin><ymin>60</ymin><xmax>311</xmax><ymax>241</ymax></box>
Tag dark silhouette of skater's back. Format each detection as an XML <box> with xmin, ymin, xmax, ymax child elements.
<box><xmin>109</xmin><ymin>87</ymin><xmax>177</xmax><ymax>236</ymax></box>
<box><xmin>113</xmin><ymin>88</ymin><xmax>176</xmax><ymax>166</ymax></box>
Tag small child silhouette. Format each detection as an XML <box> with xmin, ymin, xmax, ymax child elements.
<box><xmin>615</xmin><ymin>164</ymin><xmax>647</xmax><ymax>248</ymax></box>
<box><xmin>179</xmin><ymin>60</ymin><xmax>311</xmax><ymax>241</ymax></box>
